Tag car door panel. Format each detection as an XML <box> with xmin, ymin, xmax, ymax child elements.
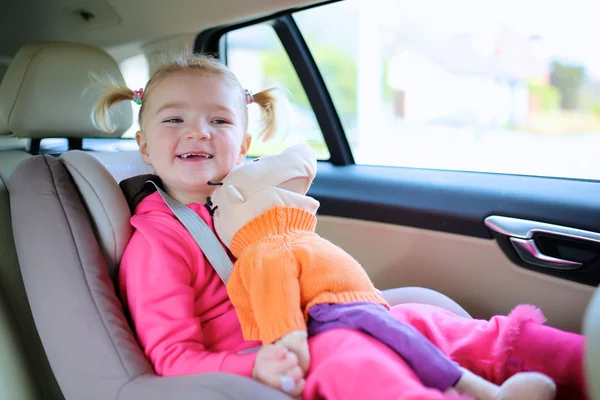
<box><xmin>310</xmin><ymin>163</ymin><xmax>600</xmax><ymax>287</ymax></box>
<box><xmin>310</xmin><ymin>164</ymin><xmax>598</xmax><ymax>333</ymax></box>
<box><xmin>315</xmin><ymin>215</ymin><xmax>594</xmax><ymax>333</ymax></box>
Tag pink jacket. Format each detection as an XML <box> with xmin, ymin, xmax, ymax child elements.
<box><xmin>119</xmin><ymin>192</ymin><xmax>260</xmax><ymax>377</ymax></box>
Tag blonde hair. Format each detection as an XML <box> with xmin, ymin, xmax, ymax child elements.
<box><xmin>92</xmin><ymin>53</ymin><xmax>283</xmax><ymax>141</ymax></box>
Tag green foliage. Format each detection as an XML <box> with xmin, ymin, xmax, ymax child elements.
<box><xmin>528</xmin><ymin>82</ymin><xmax>561</xmax><ymax>111</ymax></box>
<box><xmin>591</xmin><ymin>104</ymin><xmax>600</xmax><ymax>120</ymax></box>
<box><xmin>261</xmin><ymin>42</ymin><xmax>357</xmax><ymax>117</ymax></box>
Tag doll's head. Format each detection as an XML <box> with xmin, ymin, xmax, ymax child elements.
<box><xmin>210</xmin><ymin>143</ymin><xmax>319</xmax><ymax>250</ymax></box>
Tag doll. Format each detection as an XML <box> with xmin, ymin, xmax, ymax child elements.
<box><xmin>208</xmin><ymin>144</ymin><xmax>555</xmax><ymax>400</ymax></box>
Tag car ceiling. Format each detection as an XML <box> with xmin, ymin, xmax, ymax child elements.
<box><xmin>0</xmin><ymin>0</ymin><xmax>320</xmax><ymax>61</ymax></box>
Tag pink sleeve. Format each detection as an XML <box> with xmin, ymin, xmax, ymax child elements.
<box><xmin>119</xmin><ymin>218</ymin><xmax>257</xmax><ymax>377</ymax></box>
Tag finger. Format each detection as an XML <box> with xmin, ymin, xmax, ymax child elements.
<box><xmin>285</xmin><ymin>366</ymin><xmax>304</xmax><ymax>382</ymax></box>
<box><xmin>273</xmin><ymin>347</ymin><xmax>288</xmax><ymax>360</ymax></box>
<box><xmin>275</xmin><ymin>352</ymin><xmax>300</xmax><ymax>373</ymax></box>
<box><xmin>271</xmin><ymin>343</ymin><xmax>290</xmax><ymax>360</ymax></box>
<box><xmin>268</xmin><ymin>359</ymin><xmax>300</xmax><ymax>382</ymax></box>
<box><xmin>286</xmin><ymin>351</ymin><xmax>298</xmax><ymax>363</ymax></box>
<box><xmin>289</xmin><ymin>378</ymin><xmax>306</xmax><ymax>398</ymax></box>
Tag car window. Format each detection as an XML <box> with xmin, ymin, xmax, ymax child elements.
<box><xmin>292</xmin><ymin>0</ymin><xmax>600</xmax><ymax>180</ymax></box>
<box><xmin>224</xmin><ymin>24</ymin><xmax>330</xmax><ymax>160</ymax></box>
<box><xmin>118</xmin><ymin>53</ymin><xmax>150</xmax><ymax>139</ymax></box>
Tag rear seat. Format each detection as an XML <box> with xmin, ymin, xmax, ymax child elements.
<box><xmin>0</xmin><ymin>151</ymin><xmax>40</xmax><ymax>400</ymax></box>
<box><xmin>0</xmin><ymin>287</ymin><xmax>38</xmax><ymax>399</ymax></box>
<box><xmin>0</xmin><ymin>41</ymin><xmax>131</xmax><ymax>399</ymax></box>
<box><xmin>0</xmin><ymin>49</ymin><xmax>61</xmax><ymax>398</ymax></box>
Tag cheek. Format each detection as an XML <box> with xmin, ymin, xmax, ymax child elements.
<box><xmin>218</xmin><ymin>132</ymin><xmax>243</xmax><ymax>157</ymax></box>
<box><xmin>148</xmin><ymin>134</ymin><xmax>178</xmax><ymax>156</ymax></box>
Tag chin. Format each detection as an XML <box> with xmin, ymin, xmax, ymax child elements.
<box><xmin>181</xmin><ymin>178</ymin><xmax>211</xmax><ymax>191</ymax></box>
<box><xmin>177</xmin><ymin>170</ymin><xmax>211</xmax><ymax>184</ymax></box>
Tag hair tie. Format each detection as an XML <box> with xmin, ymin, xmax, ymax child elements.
<box><xmin>132</xmin><ymin>88</ymin><xmax>144</xmax><ymax>105</ymax></box>
<box><xmin>245</xmin><ymin>89</ymin><xmax>254</xmax><ymax>105</ymax></box>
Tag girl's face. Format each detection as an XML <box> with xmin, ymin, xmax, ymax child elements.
<box><xmin>137</xmin><ymin>71</ymin><xmax>251</xmax><ymax>205</ymax></box>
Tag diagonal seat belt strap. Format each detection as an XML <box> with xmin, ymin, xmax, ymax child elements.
<box><xmin>146</xmin><ymin>180</ymin><xmax>233</xmax><ymax>284</ymax></box>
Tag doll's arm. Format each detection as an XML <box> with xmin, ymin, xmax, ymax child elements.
<box><xmin>240</xmin><ymin>245</ymin><xmax>307</xmax><ymax>345</ymax></box>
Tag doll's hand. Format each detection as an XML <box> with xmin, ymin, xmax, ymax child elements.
<box><xmin>278</xmin><ymin>330</ymin><xmax>310</xmax><ymax>373</ymax></box>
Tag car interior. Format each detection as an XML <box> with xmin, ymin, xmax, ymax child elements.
<box><xmin>0</xmin><ymin>0</ymin><xmax>599</xmax><ymax>399</ymax></box>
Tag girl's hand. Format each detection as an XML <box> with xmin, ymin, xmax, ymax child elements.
<box><xmin>252</xmin><ymin>343</ymin><xmax>306</xmax><ymax>398</ymax></box>
<box><xmin>277</xmin><ymin>330</ymin><xmax>310</xmax><ymax>373</ymax></box>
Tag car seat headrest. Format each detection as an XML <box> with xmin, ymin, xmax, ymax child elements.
<box><xmin>0</xmin><ymin>42</ymin><xmax>132</xmax><ymax>139</ymax></box>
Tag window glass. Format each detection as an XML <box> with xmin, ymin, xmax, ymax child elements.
<box><xmin>119</xmin><ymin>53</ymin><xmax>150</xmax><ymax>139</ymax></box>
<box><xmin>225</xmin><ymin>24</ymin><xmax>330</xmax><ymax>159</ymax></box>
<box><xmin>295</xmin><ymin>0</ymin><xmax>600</xmax><ymax>180</ymax></box>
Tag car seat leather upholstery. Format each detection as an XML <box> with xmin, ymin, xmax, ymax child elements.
<box><xmin>10</xmin><ymin>152</ymin><xmax>316</xmax><ymax>400</ymax></box>
<box><xmin>0</xmin><ymin>48</ymin><xmax>64</xmax><ymax>400</ymax></box>
<box><xmin>0</xmin><ymin>42</ymin><xmax>131</xmax><ymax>138</ymax></box>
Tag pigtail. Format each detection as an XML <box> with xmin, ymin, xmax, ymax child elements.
<box><xmin>90</xmin><ymin>74</ymin><xmax>135</xmax><ymax>133</ymax></box>
<box><xmin>252</xmin><ymin>87</ymin><xmax>289</xmax><ymax>142</ymax></box>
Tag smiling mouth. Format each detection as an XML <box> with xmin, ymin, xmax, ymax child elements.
<box><xmin>177</xmin><ymin>153</ymin><xmax>213</xmax><ymax>159</ymax></box>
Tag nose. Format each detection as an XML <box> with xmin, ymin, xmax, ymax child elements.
<box><xmin>186</xmin><ymin>122</ymin><xmax>210</xmax><ymax>140</ymax></box>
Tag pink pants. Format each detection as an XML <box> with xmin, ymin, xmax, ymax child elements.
<box><xmin>303</xmin><ymin>303</ymin><xmax>586</xmax><ymax>400</ymax></box>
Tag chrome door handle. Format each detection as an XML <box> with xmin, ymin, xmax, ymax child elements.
<box><xmin>484</xmin><ymin>216</ymin><xmax>598</xmax><ymax>271</ymax></box>
<box><xmin>484</xmin><ymin>216</ymin><xmax>600</xmax><ymax>244</ymax></box>
<box><xmin>509</xmin><ymin>238</ymin><xmax>582</xmax><ymax>270</ymax></box>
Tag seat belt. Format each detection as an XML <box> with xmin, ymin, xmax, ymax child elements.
<box><xmin>145</xmin><ymin>180</ymin><xmax>233</xmax><ymax>285</ymax></box>
<box><xmin>146</xmin><ymin>181</ymin><xmax>262</xmax><ymax>353</ymax></box>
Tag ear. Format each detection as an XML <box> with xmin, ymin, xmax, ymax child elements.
<box><xmin>236</xmin><ymin>133</ymin><xmax>252</xmax><ymax>165</ymax></box>
<box><xmin>278</xmin><ymin>176</ymin><xmax>311</xmax><ymax>195</ymax></box>
<box><xmin>136</xmin><ymin>131</ymin><xmax>151</xmax><ymax>165</ymax></box>
<box><xmin>226</xmin><ymin>184</ymin><xmax>246</xmax><ymax>203</ymax></box>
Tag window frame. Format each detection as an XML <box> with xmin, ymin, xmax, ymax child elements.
<box><xmin>194</xmin><ymin>1</ymin><xmax>354</xmax><ymax>166</ymax></box>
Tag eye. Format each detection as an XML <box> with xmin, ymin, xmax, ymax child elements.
<box><xmin>253</xmin><ymin>158</ymin><xmax>260</xmax><ymax>162</ymax></box>
<box><xmin>211</xmin><ymin>118</ymin><xmax>229</xmax><ymax>125</ymax></box>
<box><xmin>163</xmin><ymin>118</ymin><xmax>183</xmax><ymax>123</ymax></box>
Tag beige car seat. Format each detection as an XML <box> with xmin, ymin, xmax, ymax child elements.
<box><xmin>0</xmin><ymin>151</ymin><xmax>39</xmax><ymax>399</ymax></box>
<box><xmin>7</xmin><ymin>41</ymin><xmax>472</xmax><ymax>399</ymax></box>
<box><xmin>0</xmin><ymin>44</ymin><xmax>72</xmax><ymax>399</ymax></box>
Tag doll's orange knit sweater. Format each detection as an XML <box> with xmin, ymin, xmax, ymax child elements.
<box><xmin>226</xmin><ymin>205</ymin><xmax>389</xmax><ymax>345</ymax></box>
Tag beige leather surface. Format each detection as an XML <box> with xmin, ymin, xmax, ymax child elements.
<box><xmin>0</xmin><ymin>151</ymin><xmax>63</xmax><ymax>399</ymax></box>
<box><xmin>0</xmin><ymin>151</ymin><xmax>32</xmax><ymax>190</ymax></box>
<box><xmin>315</xmin><ymin>215</ymin><xmax>595</xmax><ymax>333</ymax></box>
<box><xmin>583</xmin><ymin>286</ymin><xmax>600</xmax><ymax>399</ymax></box>
<box><xmin>0</xmin><ymin>152</ymin><xmax>34</xmax><ymax>318</ymax></box>
<box><xmin>88</xmin><ymin>151</ymin><xmax>153</xmax><ymax>184</ymax></box>
<box><xmin>10</xmin><ymin>153</ymin><xmax>299</xmax><ymax>400</ymax></box>
<box><xmin>0</xmin><ymin>42</ymin><xmax>132</xmax><ymax>138</ymax></box>
<box><xmin>60</xmin><ymin>151</ymin><xmax>135</xmax><ymax>279</ymax></box>
<box><xmin>0</xmin><ymin>288</ymin><xmax>38</xmax><ymax>399</ymax></box>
